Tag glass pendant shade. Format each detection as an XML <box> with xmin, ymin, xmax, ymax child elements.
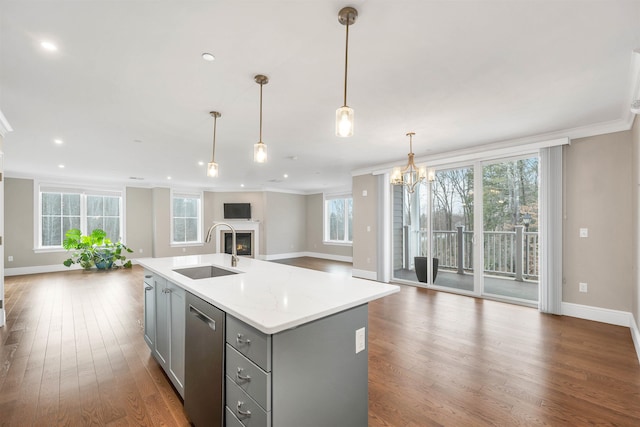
<box><xmin>207</xmin><ymin>162</ymin><xmax>219</xmax><ymax>177</ymax></box>
<box><xmin>254</xmin><ymin>142</ymin><xmax>267</xmax><ymax>163</ymax></box>
<box><xmin>336</xmin><ymin>106</ymin><xmax>354</xmax><ymax>137</ymax></box>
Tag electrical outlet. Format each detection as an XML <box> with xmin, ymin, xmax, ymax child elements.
<box><xmin>579</xmin><ymin>282</ymin><xmax>588</xmax><ymax>293</ymax></box>
<box><xmin>7</xmin><ymin>255</ymin><xmax>13</xmax><ymax>262</ymax></box>
<box><xmin>355</xmin><ymin>327</ymin><xmax>366</xmax><ymax>354</ymax></box>
<box><xmin>139</xmin><ymin>248</ymin><xmax>143</xmax><ymax>253</ymax></box>
<box><xmin>580</xmin><ymin>228</ymin><xmax>588</xmax><ymax>238</ymax></box>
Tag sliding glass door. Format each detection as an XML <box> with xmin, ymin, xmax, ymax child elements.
<box><xmin>390</xmin><ymin>154</ymin><xmax>540</xmax><ymax>306</ymax></box>
<box><xmin>481</xmin><ymin>156</ymin><xmax>539</xmax><ymax>303</ymax></box>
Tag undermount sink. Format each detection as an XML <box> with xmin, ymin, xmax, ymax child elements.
<box><xmin>173</xmin><ymin>265</ymin><xmax>239</xmax><ymax>280</ymax></box>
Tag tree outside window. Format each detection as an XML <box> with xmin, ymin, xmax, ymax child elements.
<box><xmin>172</xmin><ymin>194</ymin><xmax>201</xmax><ymax>244</ymax></box>
<box><xmin>324</xmin><ymin>196</ymin><xmax>352</xmax><ymax>243</ymax></box>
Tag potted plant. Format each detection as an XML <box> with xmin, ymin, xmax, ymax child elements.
<box><xmin>63</xmin><ymin>228</ymin><xmax>133</xmax><ymax>270</ymax></box>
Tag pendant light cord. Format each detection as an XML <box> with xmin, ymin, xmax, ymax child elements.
<box><xmin>343</xmin><ymin>18</ymin><xmax>350</xmax><ymax>107</ymax></box>
<box><xmin>212</xmin><ymin>115</ymin><xmax>217</xmax><ymax>161</ymax></box>
<box><xmin>259</xmin><ymin>82</ymin><xmax>263</xmax><ymax>143</ymax></box>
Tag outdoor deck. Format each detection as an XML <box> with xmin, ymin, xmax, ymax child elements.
<box><xmin>394</xmin><ymin>268</ymin><xmax>538</xmax><ymax>302</ymax></box>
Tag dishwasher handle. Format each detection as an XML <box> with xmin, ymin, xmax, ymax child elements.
<box><xmin>189</xmin><ymin>305</ymin><xmax>216</xmax><ymax>331</ymax></box>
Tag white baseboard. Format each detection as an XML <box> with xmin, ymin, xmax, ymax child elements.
<box><xmin>631</xmin><ymin>315</ymin><xmax>640</xmax><ymax>364</ymax></box>
<box><xmin>301</xmin><ymin>252</ymin><xmax>353</xmax><ymax>263</ymax></box>
<box><xmin>561</xmin><ymin>302</ymin><xmax>632</xmax><ymax>327</ymax></box>
<box><xmin>5</xmin><ymin>263</ymin><xmax>83</xmax><ymax>276</ymax></box>
<box><xmin>352</xmin><ymin>269</ymin><xmax>377</xmax><ymax>281</ymax></box>
<box><xmin>561</xmin><ymin>302</ymin><xmax>640</xmax><ymax>364</ymax></box>
<box><xmin>4</xmin><ymin>259</ymin><xmax>142</xmax><ymax>276</ymax></box>
<box><xmin>263</xmin><ymin>251</ymin><xmax>353</xmax><ymax>263</ymax></box>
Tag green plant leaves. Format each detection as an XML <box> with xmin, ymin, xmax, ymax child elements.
<box><xmin>62</xmin><ymin>228</ymin><xmax>133</xmax><ymax>270</ymax></box>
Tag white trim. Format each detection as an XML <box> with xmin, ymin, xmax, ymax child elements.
<box><xmin>263</xmin><ymin>251</ymin><xmax>308</xmax><ymax>261</ymax></box>
<box><xmin>352</xmin><ymin>269</ymin><xmax>377</xmax><ymax>281</ymax></box>
<box><xmin>5</xmin><ymin>259</ymin><xmax>143</xmax><ymax>276</ymax></box>
<box><xmin>0</xmin><ymin>109</ymin><xmax>13</xmax><ymax>137</ymax></box>
<box><xmin>631</xmin><ymin>315</ymin><xmax>640</xmax><ymax>364</ymax></box>
<box><xmin>170</xmin><ymin>190</ymin><xmax>204</xmax><ymax>245</ymax></box>
<box><xmin>561</xmin><ymin>302</ymin><xmax>632</xmax><ymax>327</ymax></box>
<box><xmin>362</xmin><ymin>137</ymin><xmax>569</xmax><ymax>177</ymax></box>
<box><xmin>263</xmin><ymin>251</ymin><xmax>353</xmax><ymax>263</ymax></box>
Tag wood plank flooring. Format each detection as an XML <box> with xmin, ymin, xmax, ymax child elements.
<box><xmin>1</xmin><ymin>260</ymin><xmax>639</xmax><ymax>426</ymax></box>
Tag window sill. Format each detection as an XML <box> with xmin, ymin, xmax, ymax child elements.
<box><xmin>322</xmin><ymin>240</ymin><xmax>353</xmax><ymax>247</ymax></box>
<box><xmin>34</xmin><ymin>247</ymin><xmax>66</xmax><ymax>254</ymax></box>
<box><xmin>170</xmin><ymin>242</ymin><xmax>204</xmax><ymax>248</ymax></box>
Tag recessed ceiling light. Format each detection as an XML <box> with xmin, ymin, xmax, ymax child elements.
<box><xmin>198</xmin><ymin>161</ymin><xmax>204</xmax><ymax>166</ymax></box>
<box><xmin>54</xmin><ymin>139</ymin><xmax>63</xmax><ymax>144</ymax></box>
<box><xmin>283</xmin><ymin>174</ymin><xmax>289</xmax><ymax>178</ymax></box>
<box><xmin>240</xmin><ymin>184</ymin><xmax>245</xmax><ymax>188</ymax></box>
<box><xmin>201</xmin><ymin>53</ymin><xmax>215</xmax><ymax>61</ymax></box>
<box><xmin>167</xmin><ymin>176</ymin><xmax>172</xmax><ymax>180</ymax></box>
<box><xmin>41</xmin><ymin>41</ymin><xmax>58</xmax><ymax>51</ymax></box>
<box><xmin>58</xmin><ymin>164</ymin><xmax>65</xmax><ymax>168</ymax></box>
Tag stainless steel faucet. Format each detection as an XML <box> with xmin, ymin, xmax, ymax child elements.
<box><xmin>205</xmin><ymin>222</ymin><xmax>239</xmax><ymax>267</ymax></box>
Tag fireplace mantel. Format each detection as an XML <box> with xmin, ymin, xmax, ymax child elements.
<box><xmin>213</xmin><ymin>220</ymin><xmax>260</xmax><ymax>259</ymax></box>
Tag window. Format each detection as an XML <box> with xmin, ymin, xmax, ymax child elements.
<box><xmin>38</xmin><ymin>186</ymin><xmax>123</xmax><ymax>248</ymax></box>
<box><xmin>172</xmin><ymin>192</ymin><xmax>202</xmax><ymax>244</ymax></box>
<box><xmin>324</xmin><ymin>194</ymin><xmax>353</xmax><ymax>244</ymax></box>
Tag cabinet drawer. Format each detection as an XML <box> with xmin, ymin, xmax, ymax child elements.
<box><xmin>225</xmin><ymin>406</ymin><xmax>245</xmax><ymax>427</ymax></box>
<box><xmin>226</xmin><ymin>316</ymin><xmax>271</xmax><ymax>371</ymax></box>
<box><xmin>225</xmin><ymin>376</ymin><xmax>270</xmax><ymax>427</ymax></box>
<box><xmin>226</xmin><ymin>344</ymin><xmax>271</xmax><ymax>411</ymax></box>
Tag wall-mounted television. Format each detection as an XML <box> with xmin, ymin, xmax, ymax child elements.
<box><xmin>223</xmin><ymin>203</ymin><xmax>251</xmax><ymax>219</ymax></box>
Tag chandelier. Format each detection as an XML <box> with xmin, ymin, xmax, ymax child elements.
<box><xmin>390</xmin><ymin>132</ymin><xmax>427</xmax><ymax>193</ymax></box>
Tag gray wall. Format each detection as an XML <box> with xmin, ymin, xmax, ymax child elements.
<box><xmin>125</xmin><ymin>187</ymin><xmax>153</xmax><ymax>258</ymax></box>
<box><xmin>352</xmin><ymin>174</ymin><xmax>378</xmax><ymax>274</ymax></box>
<box><xmin>264</xmin><ymin>191</ymin><xmax>306</xmax><ymax>256</ymax></box>
<box><xmin>563</xmin><ymin>131</ymin><xmax>633</xmax><ymax>311</ymax></box>
<box><xmin>305</xmin><ymin>193</ymin><xmax>352</xmax><ymax>259</ymax></box>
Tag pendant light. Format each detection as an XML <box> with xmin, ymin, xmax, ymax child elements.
<box><xmin>336</xmin><ymin>6</ymin><xmax>358</xmax><ymax>137</ymax></box>
<box><xmin>390</xmin><ymin>132</ymin><xmax>427</xmax><ymax>193</ymax></box>
<box><xmin>207</xmin><ymin>111</ymin><xmax>221</xmax><ymax>177</ymax></box>
<box><xmin>254</xmin><ymin>74</ymin><xmax>269</xmax><ymax>163</ymax></box>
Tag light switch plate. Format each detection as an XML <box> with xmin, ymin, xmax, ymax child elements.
<box><xmin>579</xmin><ymin>282</ymin><xmax>588</xmax><ymax>293</ymax></box>
<box><xmin>355</xmin><ymin>327</ymin><xmax>365</xmax><ymax>354</ymax></box>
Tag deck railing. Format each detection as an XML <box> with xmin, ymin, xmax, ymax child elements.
<box><xmin>417</xmin><ymin>226</ymin><xmax>538</xmax><ymax>281</ymax></box>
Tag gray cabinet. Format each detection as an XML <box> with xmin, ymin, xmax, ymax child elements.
<box><xmin>143</xmin><ymin>271</ymin><xmax>155</xmax><ymax>348</ymax></box>
<box><xmin>225</xmin><ymin>304</ymin><xmax>368</xmax><ymax>427</ymax></box>
<box><xmin>150</xmin><ymin>275</ymin><xmax>186</xmax><ymax>398</ymax></box>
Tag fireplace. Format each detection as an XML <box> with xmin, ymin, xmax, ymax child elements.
<box><xmin>222</xmin><ymin>231</ymin><xmax>254</xmax><ymax>258</ymax></box>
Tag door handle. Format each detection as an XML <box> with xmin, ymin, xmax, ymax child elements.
<box><xmin>144</xmin><ymin>286</ymin><xmax>153</xmax><ymax>291</ymax></box>
<box><xmin>189</xmin><ymin>305</ymin><xmax>216</xmax><ymax>331</ymax></box>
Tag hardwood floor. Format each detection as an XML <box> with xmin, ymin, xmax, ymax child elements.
<box><xmin>1</xmin><ymin>261</ymin><xmax>639</xmax><ymax>426</ymax></box>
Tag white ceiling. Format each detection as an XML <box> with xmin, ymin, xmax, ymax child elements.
<box><xmin>2</xmin><ymin>1</ymin><xmax>640</xmax><ymax>194</ymax></box>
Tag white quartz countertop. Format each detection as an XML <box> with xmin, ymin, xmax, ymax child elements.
<box><xmin>138</xmin><ymin>254</ymin><xmax>400</xmax><ymax>334</ymax></box>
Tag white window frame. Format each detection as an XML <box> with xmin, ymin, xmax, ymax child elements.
<box><xmin>34</xmin><ymin>182</ymin><xmax>125</xmax><ymax>252</ymax></box>
<box><xmin>323</xmin><ymin>193</ymin><xmax>353</xmax><ymax>245</ymax></box>
<box><xmin>170</xmin><ymin>190</ymin><xmax>203</xmax><ymax>246</ymax></box>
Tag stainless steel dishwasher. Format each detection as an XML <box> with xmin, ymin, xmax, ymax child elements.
<box><xmin>185</xmin><ymin>292</ymin><xmax>225</xmax><ymax>427</ymax></box>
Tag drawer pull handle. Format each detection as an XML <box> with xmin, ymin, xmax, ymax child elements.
<box><xmin>144</xmin><ymin>275</ymin><xmax>153</xmax><ymax>279</ymax></box>
<box><xmin>144</xmin><ymin>286</ymin><xmax>153</xmax><ymax>291</ymax></box>
<box><xmin>236</xmin><ymin>333</ymin><xmax>251</xmax><ymax>346</ymax></box>
<box><xmin>237</xmin><ymin>401</ymin><xmax>252</xmax><ymax>418</ymax></box>
<box><xmin>236</xmin><ymin>367</ymin><xmax>251</xmax><ymax>382</ymax></box>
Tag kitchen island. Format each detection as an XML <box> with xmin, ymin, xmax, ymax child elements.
<box><xmin>138</xmin><ymin>254</ymin><xmax>399</xmax><ymax>427</ymax></box>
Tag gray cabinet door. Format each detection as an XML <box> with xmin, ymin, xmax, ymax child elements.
<box><xmin>143</xmin><ymin>279</ymin><xmax>155</xmax><ymax>349</ymax></box>
<box><xmin>168</xmin><ymin>283</ymin><xmax>185</xmax><ymax>396</ymax></box>
<box><xmin>154</xmin><ymin>276</ymin><xmax>169</xmax><ymax>367</ymax></box>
